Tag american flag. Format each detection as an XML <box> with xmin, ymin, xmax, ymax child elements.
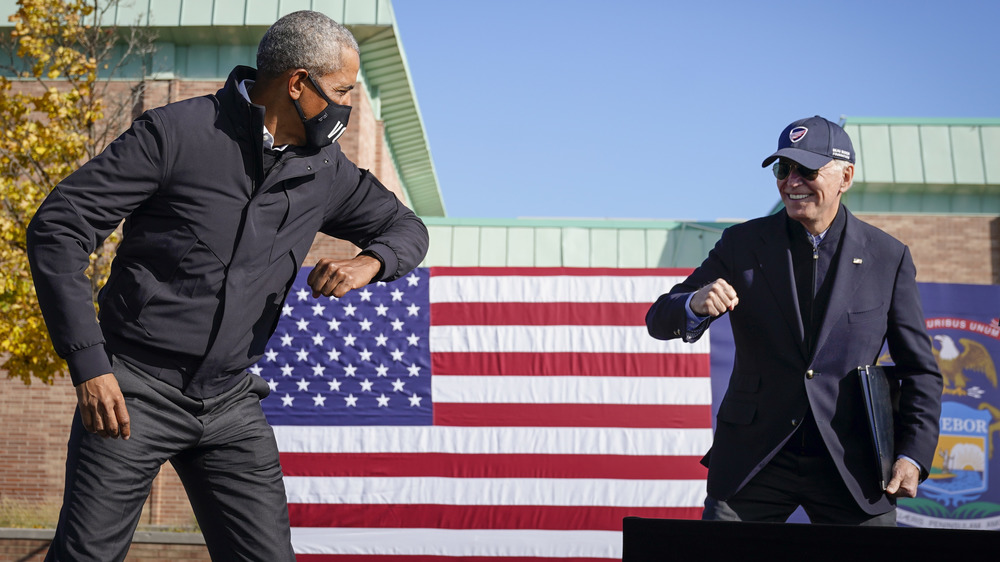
<box><xmin>256</xmin><ymin>267</ymin><xmax>712</xmax><ymax>560</ymax></box>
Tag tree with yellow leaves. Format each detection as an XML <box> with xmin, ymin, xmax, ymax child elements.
<box><xmin>0</xmin><ymin>0</ymin><xmax>154</xmax><ymax>384</ymax></box>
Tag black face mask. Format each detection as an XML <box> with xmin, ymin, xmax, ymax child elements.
<box><xmin>292</xmin><ymin>74</ymin><xmax>352</xmax><ymax>148</ymax></box>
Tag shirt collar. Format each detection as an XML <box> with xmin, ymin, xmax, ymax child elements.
<box><xmin>807</xmin><ymin>229</ymin><xmax>827</xmax><ymax>247</ymax></box>
<box><xmin>237</xmin><ymin>79</ymin><xmax>287</xmax><ymax>152</ymax></box>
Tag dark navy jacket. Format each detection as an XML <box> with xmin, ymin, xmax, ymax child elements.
<box><xmin>646</xmin><ymin>207</ymin><xmax>942</xmax><ymax>515</ymax></box>
<box><xmin>26</xmin><ymin>66</ymin><xmax>429</xmax><ymax>398</ymax></box>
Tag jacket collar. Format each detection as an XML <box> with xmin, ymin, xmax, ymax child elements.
<box><xmin>752</xmin><ymin>205</ymin><xmax>863</xmax><ymax>361</ymax></box>
<box><xmin>811</xmin><ymin>206</ymin><xmax>875</xmax><ymax>356</ymax></box>
<box><xmin>217</xmin><ymin>66</ymin><xmax>265</xmax><ymax>145</ymax></box>
<box><xmin>753</xmin><ymin>210</ymin><xmax>804</xmax><ymax>356</ymax></box>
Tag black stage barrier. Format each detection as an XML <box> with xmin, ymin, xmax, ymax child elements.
<box><xmin>623</xmin><ymin>517</ymin><xmax>999</xmax><ymax>561</ymax></box>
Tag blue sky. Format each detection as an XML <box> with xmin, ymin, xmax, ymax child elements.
<box><xmin>391</xmin><ymin>0</ymin><xmax>999</xmax><ymax>221</ymax></box>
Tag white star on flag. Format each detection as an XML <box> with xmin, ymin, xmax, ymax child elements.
<box><xmin>255</xmin><ymin>267</ymin><xmax>710</xmax><ymax>561</ymax></box>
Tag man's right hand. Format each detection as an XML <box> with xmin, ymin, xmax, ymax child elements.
<box><xmin>75</xmin><ymin>373</ymin><xmax>131</xmax><ymax>440</ymax></box>
<box><xmin>691</xmin><ymin>278</ymin><xmax>739</xmax><ymax>317</ymax></box>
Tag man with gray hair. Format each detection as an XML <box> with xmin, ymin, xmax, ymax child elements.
<box><xmin>27</xmin><ymin>11</ymin><xmax>427</xmax><ymax>560</ymax></box>
<box><xmin>646</xmin><ymin>116</ymin><xmax>942</xmax><ymax>525</ymax></box>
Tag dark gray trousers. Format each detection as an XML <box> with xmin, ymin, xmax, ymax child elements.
<box><xmin>46</xmin><ymin>357</ymin><xmax>295</xmax><ymax>561</ymax></box>
<box><xmin>702</xmin><ymin>446</ymin><xmax>897</xmax><ymax>526</ymax></box>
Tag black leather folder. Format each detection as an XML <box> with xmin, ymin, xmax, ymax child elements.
<box><xmin>856</xmin><ymin>365</ymin><xmax>895</xmax><ymax>490</ymax></box>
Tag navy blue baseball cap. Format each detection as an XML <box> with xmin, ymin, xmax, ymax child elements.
<box><xmin>761</xmin><ymin>115</ymin><xmax>855</xmax><ymax>170</ymax></box>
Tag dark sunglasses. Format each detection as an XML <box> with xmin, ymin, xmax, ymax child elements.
<box><xmin>772</xmin><ymin>161</ymin><xmax>820</xmax><ymax>181</ymax></box>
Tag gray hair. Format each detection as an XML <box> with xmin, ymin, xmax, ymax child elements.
<box><xmin>827</xmin><ymin>158</ymin><xmax>853</xmax><ymax>175</ymax></box>
<box><xmin>256</xmin><ymin>11</ymin><xmax>360</xmax><ymax>79</ymax></box>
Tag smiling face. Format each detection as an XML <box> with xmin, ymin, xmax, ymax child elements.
<box><xmin>777</xmin><ymin>158</ymin><xmax>854</xmax><ymax>235</ymax></box>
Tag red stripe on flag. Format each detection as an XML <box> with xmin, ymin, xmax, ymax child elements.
<box><xmin>430</xmin><ymin>266</ymin><xmax>693</xmax><ymax>277</ymax></box>
<box><xmin>431</xmin><ymin>302</ymin><xmax>651</xmax><ymax>326</ymax></box>
<box><xmin>432</xmin><ymin>352</ymin><xmax>709</xmax><ymax>377</ymax></box>
<box><xmin>434</xmin><ymin>403</ymin><xmax>711</xmax><ymax>428</ymax></box>
<box><xmin>288</xmin><ymin>503</ymin><xmax>702</xmax><ymax>531</ymax></box>
<box><xmin>279</xmin><ymin>453</ymin><xmax>708</xmax><ymax>480</ymax></box>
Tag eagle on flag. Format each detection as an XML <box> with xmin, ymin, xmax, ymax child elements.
<box><xmin>931</xmin><ymin>335</ymin><xmax>997</xmax><ymax>396</ymax></box>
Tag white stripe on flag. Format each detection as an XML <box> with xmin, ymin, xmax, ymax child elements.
<box><xmin>273</xmin><ymin>426</ymin><xmax>714</xmax><ymax>456</ymax></box>
<box><xmin>429</xmin><ymin>275</ymin><xmax>684</xmax><ymax>303</ymax></box>
<box><xmin>290</xmin><ymin>527</ymin><xmax>623</xmax><ymax>558</ymax></box>
<box><xmin>285</xmin><ymin>476</ymin><xmax>707</xmax><ymax>507</ymax></box>
<box><xmin>432</xmin><ymin>375</ymin><xmax>711</xmax><ymax>405</ymax></box>
<box><xmin>430</xmin><ymin>325</ymin><xmax>709</xmax><ymax>353</ymax></box>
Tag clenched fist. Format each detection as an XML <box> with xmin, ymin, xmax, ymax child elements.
<box><xmin>691</xmin><ymin>278</ymin><xmax>739</xmax><ymax>317</ymax></box>
<box><xmin>307</xmin><ymin>254</ymin><xmax>382</xmax><ymax>298</ymax></box>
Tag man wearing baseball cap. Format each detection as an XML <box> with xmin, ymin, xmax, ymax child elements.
<box><xmin>647</xmin><ymin>116</ymin><xmax>942</xmax><ymax>525</ymax></box>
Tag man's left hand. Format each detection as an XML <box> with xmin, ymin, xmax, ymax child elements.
<box><xmin>885</xmin><ymin>458</ymin><xmax>920</xmax><ymax>498</ymax></box>
<box><xmin>307</xmin><ymin>254</ymin><xmax>381</xmax><ymax>298</ymax></box>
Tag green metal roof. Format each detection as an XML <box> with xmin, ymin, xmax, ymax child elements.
<box><xmin>420</xmin><ymin>217</ymin><xmax>738</xmax><ymax>268</ymax></box>
<box><xmin>840</xmin><ymin>117</ymin><xmax>1000</xmax><ymax>214</ymax></box>
<box><xmin>0</xmin><ymin>0</ymin><xmax>446</xmax><ymax>216</ymax></box>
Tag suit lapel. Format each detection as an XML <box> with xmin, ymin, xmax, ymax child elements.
<box><xmin>752</xmin><ymin>211</ymin><xmax>808</xmax><ymax>360</ymax></box>
<box><xmin>811</xmin><ymin>208</ymin><xmax>874</xmax><ymax>356</ymax></box>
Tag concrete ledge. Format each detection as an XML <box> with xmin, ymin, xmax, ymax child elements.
<box><xmin>0</xmin><ymin>527</ymin><xmax>206</xmax><ymax>544</ymax></box>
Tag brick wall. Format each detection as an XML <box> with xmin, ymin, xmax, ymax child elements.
<box><xmin>857</xmin><ymin>214</ymin><xmax>1000</xmax><ymax>285</ymax></box>
<box><xmin>0</xmin><ymin>375</ymin><xmax>75</xmax><ymax>525</ymax></box>
<box><xmin>0</xmin><ymin>72</ymin><xmax>409</xmax><ymax>540</ymax></box>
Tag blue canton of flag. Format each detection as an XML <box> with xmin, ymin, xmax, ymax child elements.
<box><xmin>255</xmin><ymin>268</ymin><xmax>431</xmax><ymax>426</ymax></box>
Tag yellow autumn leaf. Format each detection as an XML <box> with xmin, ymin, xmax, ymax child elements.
<box><xmin>1</xmin><ymin>0</ymin><xmax>155</xmax><ymax>385</ymax></box>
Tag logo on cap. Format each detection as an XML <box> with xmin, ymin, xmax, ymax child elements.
<box><xmin>789</xmin><ymin>127</ymin><xmax>808</xmax><ymax>143</ymax></box>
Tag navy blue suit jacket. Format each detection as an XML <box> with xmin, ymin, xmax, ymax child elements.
<box><xmin>646</xmin><ymin>207</ymin><xmax>942</xmax><ymax>515</ymax></box>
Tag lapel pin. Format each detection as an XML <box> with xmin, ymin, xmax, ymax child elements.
<box><xmin>853</xmin><ymin>258</ymin><xmax>863</xmax><ymax>264</ymax></box>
